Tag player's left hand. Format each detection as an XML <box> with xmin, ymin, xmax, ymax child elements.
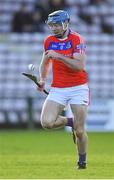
<box><xmin>45</xmin><ymin>50</ymin><xmax>62</xmax><ymax>60</ymax></box>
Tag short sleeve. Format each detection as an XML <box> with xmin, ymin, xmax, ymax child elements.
<box><xmin>44</xmin><ymin>36</ymin><xmax>51</xmax><ymax>51</ymax></box>
<box><xmin>73</xmin><ymin>35</ymin><xmax>86</xmax><ymax>55</ymax></box>
<box><xmin>43</xmin><ymin>38</ymin><xmax>47</xmax><ymax>52</ymax></box>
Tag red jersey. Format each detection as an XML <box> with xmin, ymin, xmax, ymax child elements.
<box><xmin>44</xmin><ymin>30</ymin><xmax>88</xmax><ymax>88</ymax></box>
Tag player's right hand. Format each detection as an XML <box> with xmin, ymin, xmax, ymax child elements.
<box><xmin>37</xmin><ymin>80</ymin><xmax>45</xmax><ymax>92</ymax></box>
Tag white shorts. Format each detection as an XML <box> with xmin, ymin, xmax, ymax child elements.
<box><xmin>46</xmin><ymin>83</ymin><xmax>90</xmax><ymax>106</ymax></box>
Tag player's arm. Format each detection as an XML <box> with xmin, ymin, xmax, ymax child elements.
<box><xmin>61</xmin><ymin>53</ymin><xmax>86</xmax><ymax>70</ymax></box>
<box><xmin>57</xmin><ymin>52</ymin><xmax>85</xmax><ymax>70</ymax></box>
<box><xmin>45</xmin><ymin>50</ymin><xmax>85</xmax><ymax>71</ymax></box>
<box><xmin>60</xmin><ymin>38</ymin><xmax>86</xmax><ymax>70</ymax></box>
<box><xmin>39</xmin><ymin>52</ymin><xmax>50</xmax><ymax>80</ymax></box>
<box><xmin>38</xmin><ymin>52</ymin><xmax>50</xmax><ymax>91</ymax></box>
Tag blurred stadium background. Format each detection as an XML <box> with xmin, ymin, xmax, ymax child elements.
<box><xmin>0</xmin><ymin>0</ymin><xmax>114</xmax><ymax>131</ymax></box>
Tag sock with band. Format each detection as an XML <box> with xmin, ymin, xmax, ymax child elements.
<box><xmin>79</xmin><ymin>153</ymin><xmax>86</xmax><ymax>163</ymax></box>
<box><xmin>66</xmin><ymin>117</ymin><xmax>73</xmax><ymax>127</ymax></box>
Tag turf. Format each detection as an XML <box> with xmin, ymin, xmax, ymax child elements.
<box><xmin>0</xmin><ymin>129</ymin><xmax>114</xmax><ymax>179</ymax></box>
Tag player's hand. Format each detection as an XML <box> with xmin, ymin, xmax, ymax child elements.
<box><xmin>37</xmin><ymin>80</ymin><xmax>45</xmax><ymax>92</ymax></box>
<box><xmin>45</xmin><ymin>50</ymin><xmax>61</xmax><ymax>60</ymax></box>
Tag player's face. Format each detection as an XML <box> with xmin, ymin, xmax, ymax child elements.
<box><xmin>47</xmin><ymin>22</ymin><xmax>66</xmax><ymax>38</ymax></box>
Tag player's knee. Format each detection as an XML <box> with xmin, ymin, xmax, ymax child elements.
<box><xmin>75</xmin><ymin>129</ymin><xmax>85</xmax><ymax>139</ymax></box>
<box><xmin>41</xmin><ymin>118</ymin><xmax>54</xmax><ymax>129</ymax></box>
<box><xmin>41</xmin><ymin>120</ymin><xmax>50</xmax><ymax>129</ymax></box>
<box><xmin>42</xmin><ymin>122</ymin><xmax>54</xmax><ymax>129</ymax></box>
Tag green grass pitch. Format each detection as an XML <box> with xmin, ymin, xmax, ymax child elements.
<box><xmin>0</xmin><ymin>129</ymin><xmax>114</xmax><ymax>179</ymax></box>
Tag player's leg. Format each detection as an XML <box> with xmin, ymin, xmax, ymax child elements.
<box><xmin>70</xmin><ymin>104</ymin><xmax>88</xmax><ymax>169</ymax></box>
<box><xmin>41</xmin><ymin>99</ymin><xmax>69</xmax><ymax>129</ymax></box>
<box><xmin>41</xmin><ymin>87</ymin><xmax>74</xmax><ymax>129</ymax></box>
